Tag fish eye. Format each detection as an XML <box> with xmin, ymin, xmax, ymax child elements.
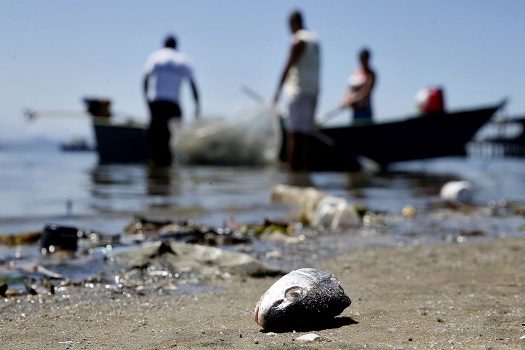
<box><xmin>284</xmin><ymin>286</ymin><xmax>305</xmax><ymax>302</ymax></box>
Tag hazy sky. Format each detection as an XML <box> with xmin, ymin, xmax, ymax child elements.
<box><xmin>1</xmin><ymin>1</ymin><xmax>524</xmax><ymax>141</ymax></box>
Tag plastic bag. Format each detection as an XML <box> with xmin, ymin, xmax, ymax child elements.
<box><xmin>173</xmin><ymin>106</ymin><xmax>281</xmax><ymax>166</ymax></box>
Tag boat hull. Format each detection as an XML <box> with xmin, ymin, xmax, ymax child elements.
<box><xmin>91</xmin><ymin>102</ymin><xmax>502</xmax><ymax>168</ymax></box>
<box><xmin>93</xmin><ymin>122</ymin><xmax>149</xmax><ymax>164</ymax></box>
<box><xmin>284</xmin><ymin>103</ymin><xmax>503</xmax><ymax>171</ymax></box>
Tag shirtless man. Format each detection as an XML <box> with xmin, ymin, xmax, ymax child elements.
<box><xmin>340</xmin><ymin>48</ymin><xmax>376</xmax><ymax>123</ymax></box>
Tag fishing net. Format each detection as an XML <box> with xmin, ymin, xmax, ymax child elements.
<box><xmin>173</xmin><ymin>106</ymin><xmax>281</xmax><ymax>166</ymax></box>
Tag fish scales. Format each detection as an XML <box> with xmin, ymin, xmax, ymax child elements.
<box><xmin>255</xmin><ymin>268</ymin><xmax>351</xmax><ymax>330</ymax></box>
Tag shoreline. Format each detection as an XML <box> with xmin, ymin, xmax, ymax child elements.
<box><xmin>1</xmin><ymin>237</ymin><xmax>524</xmax><ymax>349</ymax></box>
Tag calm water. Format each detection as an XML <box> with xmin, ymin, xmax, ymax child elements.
<box><xmin>1</xmin><ymin>140</ymin><xmax>525</xmax><ymax>232</ymax></box>
<box><xmin>1</xmin><ymin>140</ymin><xmax>525</xmax><ymax>285</ymax></box>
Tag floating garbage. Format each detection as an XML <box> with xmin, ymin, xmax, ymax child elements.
<box><xmin>440</xmin><ymin>180</ymin><xmax>474</xmax><ymax>204</ymax></box>
<box><xmin>254</xmin><ymin>268</ymin><xmax>351</xmax><ymax>331</ymax></box>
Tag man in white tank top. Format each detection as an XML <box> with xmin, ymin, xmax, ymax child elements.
<box><xmin>143</xmin><ymin>35</ymin><xmax>200</xmax><ymax>167</ymax></box>
<box><xmin>273</xmin><ymin>10</ymin><xmax>320</xmax><ymax>171</ymax></box>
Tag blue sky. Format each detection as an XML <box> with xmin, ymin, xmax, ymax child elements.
<box><xmin>1</xmin><ymin>1</ymin><xmax>524</xmax><ymax>141</ymax></box>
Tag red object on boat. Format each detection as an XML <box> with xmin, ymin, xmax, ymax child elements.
<box><xmin>418</xmin><ymin>87</ymin><xmax>446</xmax><ymax>114</ymax></box>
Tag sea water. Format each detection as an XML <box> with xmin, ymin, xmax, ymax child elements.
<box><xmin>1</xmin><ymin>139</ymin><xmax>525</xmax><ymax>231</ymax></box>
<box><xmin>1</xmin><ymin>139</ymin><xmax>525</xmax><ymax>280</ymax></box>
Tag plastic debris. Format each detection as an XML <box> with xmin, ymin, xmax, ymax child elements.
<box><xmin>271</xmin><ymin>184</ymin><xmax>360</xmax><ymax>229</ymax></box>
<box><xmin>440</xmin><ymin>180</ymin><xmax>474</xmax><ymax>204</ymax></box>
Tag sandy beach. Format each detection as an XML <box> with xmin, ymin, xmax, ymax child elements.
<box><xmin>1</xmin><ymin>237</ymin><xmax>524</xmax><ymax>349</ymax></box>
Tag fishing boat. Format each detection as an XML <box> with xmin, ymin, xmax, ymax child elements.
<box><xmin>284</xmin><ymin>100</ymin><xmax>506</xmax><ymax>171</ymax></box>
<box><xmin>93</xmin><ymin>119</ymin><xmax>149</xmax><ymax>164</ymax></box>
<box><xmin>474</xmin><ymin>115</ymin><xmax>525</xmax><ymax>156</ymax></box>
<box><xmin>84</xmin><ymin>98</ymin><xmax>504</xmax><ymax>168</ymax></box>
<box><xmin>85</xmin><ymin>99</ymin><xmax>149</xmax><ymax>164</ymax></box>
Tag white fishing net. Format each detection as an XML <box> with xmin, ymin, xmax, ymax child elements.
<box><xmin>173</xmin><ymin>106</ymin><xmax>281</xmax><ymax>166</ymax></box>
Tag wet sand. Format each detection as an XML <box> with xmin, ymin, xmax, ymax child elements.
<box><xmin>1</xmin><ymin>237</ymin><xmax>524</xmax><ymax>349</ymax></box>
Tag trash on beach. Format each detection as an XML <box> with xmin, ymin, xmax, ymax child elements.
<box><xmin>254</xmin><ymin>268</ymin><xmax>351</xmax><ymax>331</ymax></box>
<box><xmin>109</xmin><ymin>241</ymin><xmax>284</xmax><ymax>281</ymax></box>
<box><xmin>487</xmin><ymin>200</ymin><xmax>525</xmax><ymax>217</ymax></box>
<box><xmin>0</xmin><ymin>261</ymin><xmax>63</xmax><ymax>297</ymax></box>
<box><xmin>40</xmin><ymin>224</ymin><xmax>80</xmax><ymax>255</ymax></box>
<box><xmin>23</xmin><ymin>276</ymin><xmax>56</xmax><ymax>296</ymax></box>
<box><xmin>458</xmin><ymin>229</ymin><xmax>486</xmax><ymax>237</ymax></box>
<box><xmin>312</xmin><ymin>196</ymin><xmax>360</xmax><ymax>230</ymax></box>
<box><xmin>0</xmin><ymin>230</ymin><xmax>42</xmax><ymax>246</ymax></box>
<box><xmin>125</xmin><ymin>216</ymin><xmax>174</xmax><ymax>236</ymax></box>
<box><xmin>271</xmin><ymin>185</ymin><xmax>326</xmax><ymax>223</ymax></box>
<box><xmin>79</xmin><ymin>229</ymin><xmax>120</xmax><ymax>249</ymax></box>
<box><xmin>251</xmin><ymin>218</ymin><xmax>292</xmax><ymax>236</ymax></box>
<box><xmin>295</xmin><ymin>333</ymin><xmax>322</xmax><ymax>342</ymax></box>
<box><xmin>124</xmin><ymin>216</ymin><xmax>250</xmax><ymax>245</ymax></box>
<box><xmin>271</xmin><ymin>184</ymin><xmax>360</xmax><ymax>230</ymax></box>
<box><xmin>440</xmin><ymin>180</ymin><xmax>474</xmax><ymax>204</ymax></box>
<box><xmin>23</xmin><ymin>278</ymin><xmax>38</xmax><ymax>295</ymax></box>
<box><xmin>173</xmin><ymin>106</ymin><xmax>281</xmax><ymax>166</ymax></box>
<box><xmin>401</xmin><ymin>204</ymin><xmax>417</xmax><ymax>218</ymax></box>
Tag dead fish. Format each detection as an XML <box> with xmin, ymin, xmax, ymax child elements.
<box><xmin>254</xmin><ymin>268</ymin><xmax>351</xmax><ymax>330</ymax></box>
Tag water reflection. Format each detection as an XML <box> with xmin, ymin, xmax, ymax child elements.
<box><xmin>147</xmin><ymin>166</ymin><xmax>173</xmax><ymax>196</ymax></box>
<box><xmin>284</xmin><ymin>171</ymin><xmax>313</xmax><ymax>187</ymax></box>
<box><xmin>89</xmin><ymin>164</ymin><xmax>149</xmax><ymax>213</ymax></box>
<box><xmin>84</xmin><ymin>158</ymin><xmax>525</xmax><ymax>225</ymax></box>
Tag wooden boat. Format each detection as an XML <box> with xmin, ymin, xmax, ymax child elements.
<box><xmin>282</xmin><ymin>100</ymin><xmax>505</xmax><ymax>171</ymax></box>
<box><xmin>85</xmin><ymin>98</ymin><xmax>149</xmax><ymax>164</ymax></box>
<box><xmin>85</xmin><ymin>98</ymin><xmax>503</xmax><ymax>168</ymax></box>
<box><xmin>93</xmin><ymin>119</ymin><xmax>148</xmax><ymax>164</ymax></box>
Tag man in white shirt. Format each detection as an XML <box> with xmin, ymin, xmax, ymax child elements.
<box><xmin>273</xmin><ymin>10</ymin><xmax>320</xmax><ymax>171</ymax></box>
<box><xmin>143</xmin><ymin>35</ymin><xmax>200</xmax><ymax>167</ymax></box>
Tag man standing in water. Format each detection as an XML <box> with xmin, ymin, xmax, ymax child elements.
<box><xmin>143</xmin><ymin>34</ymin><xmax>200</xmax><ymax>167</ymax></box>
<box><xmin>340</xmin><ymin>48</ymin><xmax>376</xmax><ymax>123</ymax></box>
<box><xmin>273</xmin><ymin>10</ymin><xmax>320</xmax><ymax>171</ymax></box>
